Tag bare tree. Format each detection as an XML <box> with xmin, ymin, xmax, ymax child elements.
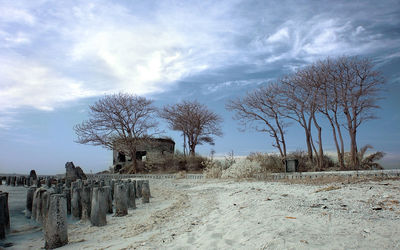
<box><xmin>160</xmin><ymin>100</ymin><xmax>222</xmax><ymax>156</ymax></box>
<box><xmin>313</xmin><ymin>58</ymin><xmax>346</xmax><ymax>169</ymax></box>
<box><xmin>226</xmin><ymin>83</ymin><xmax>288</xmax><ymax>159</ymax></box>
<box><xmin>279</xmin><ymin>74</ymin><xmax>317</xmax><ymax>163</ymax></box>
<box><xmin>293</xmin><ymin>65</ymin><xmax>328</xmax><ymax>170</ymax></box>
<box><xmin>74</xmin><ymin>93</ymin><xmax>158</xmax><ymax>173</ymax></box>
<box><xmin>329</xmin><ymin>56</ymin><xmax>385</xmax><ymax>169</ymax></box>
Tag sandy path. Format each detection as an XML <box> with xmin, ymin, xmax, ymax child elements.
<box><xmin>9</xmin><ymin>179</ymin><xmax>400</xmax><ymax>249</ymax></box>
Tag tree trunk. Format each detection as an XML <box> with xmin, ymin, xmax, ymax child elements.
<box><xmin>183</xmin><ymin>133</ymin><xmax>187</xmax><ymax>157</ymax></box>
<box><xmin>129</xmin><ymin>148</ymin><xmax>137</xmax><ymax>173</ymax></box>
<box><xmin>312</xmin><ymin>114</ymin><xmax>324</xmax><ymax>170</ymax></box>
<box><xmin>304</xmin><ymin>128</ymin><xmax>313</xmax><ymax>161</ymax></box>
<box><xmin>326</xmin><ymin>115</ymin><xmax>344</xmax><ymax>170</ymax></box>
<box><xmin>349</xmin><ymin>128</ymin><xmax>359</xmax><ymax>169</ymax></box>
<box><xmin>333</xmin><ymin>113</ymin><xmax>345</xmax><ymax>170</ymax></box>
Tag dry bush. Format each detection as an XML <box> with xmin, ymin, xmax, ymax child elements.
<box><xmin>221</xmin><ymin>158</ymin><xmax>262</xmax><ymax>179</ymax></box>
<box><xmin>247</xmin><ymin>152</ymin><xmax>284</xmax><ymax>173</ymax></box>
<box><xmin>344</xmin><ymin>145</ymin><xmax>385</xmax><ymax>170</ymax></box>
<box><xmin>202</xmin><ymin>159</ymin><xmax>224</xmax><ymax>178</ymax></box>
<box><xmin>286</xmin><ymin>151</ymin><xmax>338</xmax><ymax>172</ymax></box>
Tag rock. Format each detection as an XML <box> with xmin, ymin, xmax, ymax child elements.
<box><xmin>25</xmin><ymin>186</ymin><xmax>37</xmax><ymax>218</ymax></box>
<box><xmin>44</xmin><ymin>194</ymin><xmax>68</xmax><ymax>249</ymax></box>
<box><xmin>114</xmin><ymin>184</ymin><xmax>128</xmax><ymax>216</ymax></box>
<box><xmin>65</xmin><ymin>162</ymin><xmax>87</xmax><ymax>182</ymax></box>
<box><xmin>90</xmin><ymin>187</ymin><xmax>107</xmax><ymax>226</ymax></box>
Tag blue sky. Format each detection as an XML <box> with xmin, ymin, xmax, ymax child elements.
<box><xmin>0</xmin><ymin>0</ymin><xmax>399</xmax><ymax>174</ymax></box>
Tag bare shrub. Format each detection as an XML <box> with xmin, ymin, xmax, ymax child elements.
<box><xmin>221</xmin><ymin>159</ymin><xmax>262</xmax><ymax>179</ymax></box>
<box><xmin>247</xmin><ymin>152</ymin><xmax>284</xmax><ymax>173</ymax></box>
<box><xmin>344</xmin><ymin>145</ymin><xmax>385</xmax><ymax>170</ymax></box>
<box><xmin>202</xmin><ymin>159</ymin><xmax>224</xmax><ymax>178</ymax></box>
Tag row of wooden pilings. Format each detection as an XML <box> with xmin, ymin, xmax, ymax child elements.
<box><xmin>1</xmin><ymin>176</ymin><xmax>151</xmax><ymax>249</ymax></box>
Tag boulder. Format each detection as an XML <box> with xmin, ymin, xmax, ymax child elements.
<box><xmin>65</xmin><ymin>162</ymin><xmax>87</xmax><ymax>182</ymax></box>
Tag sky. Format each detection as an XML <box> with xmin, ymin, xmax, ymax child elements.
<box><xmin>0</xmin><ymin>0</ymin><xmax>399</xmax><ymax>174</ymax></box>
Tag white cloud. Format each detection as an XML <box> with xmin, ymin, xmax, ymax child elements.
<box><xmin>0</xmin><ymin>55</ymin><xmax>97</xmax><ymax>112</ymax></box>
<box><xmin>0</xmin><ymin>6</ymin><xmax>35</xmax><ymax>25</ymax></box>
<box><xmin>267</xmin><ymin>27</ymin><xmax>289</xmax><ymax>43</ymax></box>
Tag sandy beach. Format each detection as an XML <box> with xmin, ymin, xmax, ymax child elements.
<box><xmin>2</xmin><ymin>178</ymin><xmax>400</xmax><ymax>249</ymax></box>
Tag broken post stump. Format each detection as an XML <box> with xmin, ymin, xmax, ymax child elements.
<box><xmin>71</xmin><ymin>187</ymin><xmax>82</xmax><ymax>220</ymax></box>
<box><xmin>90</xmin><ymin>187</ymin><xmax>107</xmax><ymax>226</ymax></box>
<box><xmin>136</xmin><ymin>180</ymin><xmax>143</xmax><ymax>198</ymax></box>
<box><xmin>142</xmin><ymin>181</ymin><xmax>150</xmax><ymax>204</ymax></box>
<box><xmin>0</xmin><ymin>192</ymin><xmax>10</xmax><ymax>239</ymax></box>
<box><xmin>44</xmin><ymin>194</ymin><xmax>68</xmax><ymax>249</ymax></box>
<box><xmin>104</xmin><ymin>186</ymin><xmax>113</xmax><ymax>214</ymax></box>
<box><xmin>63</xmin><ymin>188</ymin><xmax>71</xmax><ymax>215</ymax></box>
<box><xmin>128</xmin><ymin>181</ymin><xmax>136</xmax><ymax>209</ymax></box>
<box><xmin>81</xmin><ymin>186</ymin><xmax>91</xmax><ymax>220</ymax></box>
<box><xmin>25</xmin><ymin>186</ymin><xmax>37</xmax><ymax>218</ymax></box>
<box><xmin>114</xmin><ymin>184</ymin><xmax>128</xmax><ymax>216</ymax></box>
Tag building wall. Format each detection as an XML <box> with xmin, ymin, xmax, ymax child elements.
<box><xmin>112</xmin><ymin>139</ymin><xmax>175</xmax><ymax>168</ymax></box>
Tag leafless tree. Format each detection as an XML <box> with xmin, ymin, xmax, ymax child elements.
<box><xmin>313</xmin><ymin>59</ymin><xmax>346</xmax><ymax>169</ymax></box>
<box><xmin>226</xmin><ymin>83</ymin><xmax>288</xmax><ymax>159</ymax></box>
<box><xmin>74</xmin><ymin>93</ymin><xmax>158</xmax><ymax>173</ymax></box>
<box><xmin>328</xmin><ymin>56</ymin><xmax>385</xmax><ymax>169</ymax></box>
<box><xmin>160</xmin><ymin>100</ymin><xmax>222</xmax><ymax>156</ymax></box>
<box><xmin>279</xmin><ymin>74</ymin><xmax>318</xmax><ymax>163</ymax></box>
<box><xmin>291</xmin><ymin>65</ymin><xmax>330</xmax><ymax>170</ymax></box>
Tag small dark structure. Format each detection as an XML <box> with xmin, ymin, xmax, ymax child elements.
<box><xmin>112</xmin><ymin>138</ymin><xmax>175</xmax><ymax>172</ymax></box>
<box><xmin>285</xmin><ymin>159</ymin><xmax>299</xmax><ymax>172</ymax></box>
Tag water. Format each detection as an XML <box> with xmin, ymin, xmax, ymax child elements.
<box><xmin>0</xmin><ymin>185</ymin><xmax>42</xmax><ymax>248</ymax></box>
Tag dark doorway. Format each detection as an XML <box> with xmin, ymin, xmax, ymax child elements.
<box><xmin>118</xmin><ymin>152</ymin><xmax>126</xmax><ymax>162</ymax></box>
<box><xmin>136</xmin><ymin>151</ymin><xmax>147</xmax><ymax>160</ymax></box>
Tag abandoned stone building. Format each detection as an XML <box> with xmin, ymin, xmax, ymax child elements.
<box><xmin>113</xmin><ymin>138</ymin><xmax>175</xmax><ymax>172</ymax></box>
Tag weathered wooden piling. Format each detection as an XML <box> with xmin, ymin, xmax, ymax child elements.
<box><xmin>128</xmin><ymin>181</ymin><xmax>136</xmax><ymax>209</ymax></box>
<box><xmin>114</xmin><ymin>184</ymin><xmax>128</xmax><ymax>216</ymax></box>
<box><xmin>71</xmin><ymin>187</ymin><xmax>82</xmax><ymax>219</ymax></box>
<box><xmin>0</xmin><ymin>192</ymin><xmax>10</xmax><ymax>240</ymax></box>
<box><xmin>25</xmin><ymin>186</ymin><xmax>37</xmax><ymax>218</ymax></box>
<box><xmin>44</xmin><ymin>194</ymin><xmax>68</xmax><ymax>249</ymax></box>
<box><xmin>142</xmin><ymin>181</ymin><xmax>150</xmax><ymax>204</ymax></box>
<box><xmin>90</xmin><ymin>187</ymin><xmax>107</xmax><ymax>226</ymax></box>
<box><xmin>81</xmin><ymin>186</ymin><xmax>91</xmax><ymax>220</ymax></box>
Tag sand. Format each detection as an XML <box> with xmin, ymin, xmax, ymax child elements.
<box><xmin>3</xmin><ymin>178</ymin><xmax>400</xmax><ymax>249</ymax></box>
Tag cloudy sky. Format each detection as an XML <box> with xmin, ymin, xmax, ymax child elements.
<box><xmin>0</xmin><ymin>0</ymin><xmax>399</xmax><ymax>174</ymax></box>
